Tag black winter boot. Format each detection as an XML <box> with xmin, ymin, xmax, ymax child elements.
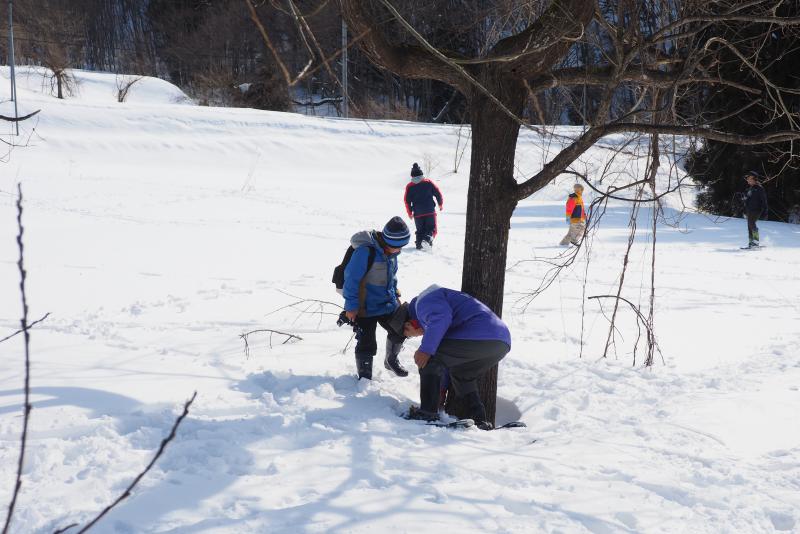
<box><xmin>355</xmin><ymin>353</ymin><xmax>373</xmax><ymax>380</ymax></box>
<box><xmin>383</xmin><ymin>340</ymin><xmax>408</xmax><ymax>377</ymax></box>
<box><xmin>405</xmin><ymin>405</ymin><xmax>439</xmax><ymax>422</ymax></box>
<box><xmin>419</xmin><ymin>373</ymin><xmax>441</xmax><ymax>415</ymax></box>
<box><xmin>405</xmin><ymin>372</ymin><xmax>441</xmax><ymax>421</ymax></box>
<box><xmin>465</xmin><ymin>391</ymin><xmax>493</xmax><ymax>430</ymax></box>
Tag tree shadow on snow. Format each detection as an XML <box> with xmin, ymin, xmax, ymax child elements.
<box><xmin>77</xmin><ymin>371</ymin><xmax>565</xmax><ymax>533</ymax></box>
<box><xmin>0</xmin><ymin>386</ymin><xmax>141</xmax><ymax>417</ymax></box>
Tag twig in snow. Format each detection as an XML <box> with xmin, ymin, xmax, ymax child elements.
<box><xmin>0</xmin><ymin>313</ymin><xmax>51</xmax><ymax>345</ymax></box>
<box><xmin>341</xmin><ymin>330</ymin><xmax>356</xmax><ymax>355</ymax></box>
<box><xmin>2</xmin><ymin>184</ymin><xmax>33</xmax><ymax>534</ymax></box>
<box><xmin>240</xmin><ymin>329</ymin><xmax>303</xmax><ymax>358</ymax></box>
<box><xmin>54</xmin><ymin>392</ymin><xmax>197</xmax><ymax>534</ymax></box>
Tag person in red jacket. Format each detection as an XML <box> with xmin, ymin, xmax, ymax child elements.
<box><xmin>404</xmin><ymin>163</ymin><xmax>444</xmax><ymax>250</ymax></box>
<box><xmin>560</xmin><ymin>183</ymin><xmax>586</xmax><ymax>246</ymax></box>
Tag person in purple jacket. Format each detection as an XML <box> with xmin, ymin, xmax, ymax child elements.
<box><xmin>401</xmin><ymin>285</ymin><xmax>511</xmax><ymax>430</ymax></box>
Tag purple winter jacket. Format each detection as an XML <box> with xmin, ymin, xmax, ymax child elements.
<box><xmin>409</xmin><ymin>286</ymin><xmax>511</xmax><ymax>355</ymax></box>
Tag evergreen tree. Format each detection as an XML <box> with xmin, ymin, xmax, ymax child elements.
<box><xmin>687</xmin><ymin>3</ymin><xmax>800</xmax><ymax>220</ymax></box>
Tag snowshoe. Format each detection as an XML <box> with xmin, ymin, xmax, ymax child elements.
<box><xmin>427</xmin><ymin>418</ymin><xmax>474</xmax><ymax>429</ymax></box>
<box><xmin>494</xmin><ymin>421</ymin><xmax>527</xmax><ymax>430</ymax></box>
<box><xmin>404</xmin><ymin>405</ymin><xmax>439</xmax><ymax>422</ymax></box>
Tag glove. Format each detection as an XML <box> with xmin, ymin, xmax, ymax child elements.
<box><xmin>337</xmin><ymin>311</ymin><xmax>364</xmax><ymax>336</ymax></box>
<box><xmin>337</xmin><ymin>310</ymin><xmax>354</xmax><ymax>328</ymax></box>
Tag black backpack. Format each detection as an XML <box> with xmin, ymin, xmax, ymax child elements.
<box><xmin>332</xmin><ymin>246</ymin><xmax>376</xmax><ymax>292</ymax></box>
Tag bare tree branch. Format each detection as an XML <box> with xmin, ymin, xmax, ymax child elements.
<box><xmin>2</xmin><ymin>185</ymin><xmax>33</xmax><ymax>534</ymax></box>
<box><xmin>244</xmin><ymin>0</ymin><xmax>312</xmax><ymax>86</ymax></box>
<box><xmin>337</xmin><ymin>0</ymin><xmax>469</xmax><ymax>90</ymax></box>
<box><xmin>526</xmin><ymin>67</ymin><xmax>763</xmax><ymax>95</ymax></box>
<box><xmin>0</xmin><ymin>110</ymin><xmax>41</xmax><ymax>122</ymax></box>
<box><xmin>0</xmin><ymin>313</ymin><xmax>51</xmax><ymax>345</ymax></box>
<box><xmin>491</xmin><ymin>0</ymin><xmax>594</xmax><ymax>78</ymax></box>
<box><xmin>60</xmin><ymin>392</ymin><xmax>198</xmax><ymax>534</ymax></box>
<box><xmin>240</xmin><ymin>329</ymin><xmax>303</xmax><ymax>358</ymax></box>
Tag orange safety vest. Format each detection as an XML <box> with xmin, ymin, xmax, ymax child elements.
<box><xmin>565</xmin><ymin>193</ymin><xmax>586</xmax><ymax>223</ymax></box>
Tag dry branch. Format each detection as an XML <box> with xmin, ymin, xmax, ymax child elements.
<box><xmin>0</xmin><ymin>110</ymin><xmax>41</xmax><ymax>122</ymax></box>
<box><xmin>0</xmin><ymin>313</ymin><xmax>50</xmax><ymax>345</ymax></box>
<box><xmin>58</xmin><ymin>392</ymin><xmax>198</xmax><ymax>534</ymax></box>
<box><xmin>240</xmin><ymin>329</ymin><xmax>303</xmax><ymax>358</ymax></box>
<box><xmin>2</xmin><ymin>185</ymin><xmax>33</xmax><ymax>534</ymax></box>
<box><xmin>589</xmin><ymin>295</ymin><xmax>664</xmax><ymax>365</ymax></box>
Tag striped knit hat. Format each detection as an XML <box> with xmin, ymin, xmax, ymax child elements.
<box><xmin>381</xmin><ymin>216</ymin><xmax>411</xmax><ymax>247</ymax></box>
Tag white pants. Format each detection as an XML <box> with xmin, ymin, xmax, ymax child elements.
<box><xmin>560</xmin><ymin>222</ymin><xmax>585</xmax><ymax>245</ymax></box>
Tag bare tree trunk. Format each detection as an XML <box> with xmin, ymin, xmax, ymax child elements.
<box><xmin>446</xmin><ymin>81</ymin><xmax>524</xmax><ymax>423</ymax></box>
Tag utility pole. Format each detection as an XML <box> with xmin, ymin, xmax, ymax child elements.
<box><xmin>341</xmin><ymin>19</ymin><xmax>348</xmax><ymax>119</ymax></box>
<box><xmin>8</xmin><ymin>0</ymin><xmax>19</xmax><ymax>135</ymax></box>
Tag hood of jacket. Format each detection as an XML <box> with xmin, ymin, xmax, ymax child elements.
<box><xmin>408</xmin><ymin>284</ymin><xmax>441</xmax><ymax>320</ymax></box>
<box><xmin>350</xmin><ymin>230</ymin><xmax>377</xmax><ymax>250</ymax></box>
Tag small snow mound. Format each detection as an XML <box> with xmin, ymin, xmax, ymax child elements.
<box><xmin>0</xmin><ymin>66</ymin><xmax>191</xmax><ymax>105</ymax></box>
<box><xmin>768</xmin><ymin>511</ymin><xmax>796</xmax><ymax>531</ymax></box>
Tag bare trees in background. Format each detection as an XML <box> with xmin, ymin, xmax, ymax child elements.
<box><xmin>0</xmin><ymin>0</ymin><xmax>466</xmax><ymax>117</ymax></box>
<box><xmin>686</xmin><ymin>1</ymin><xmax>800</xmax><ymax>220</ymax></box>
<box><xmin>11</xmin><ymin>0</ymin><xmax>85</xmax><ymax>99</ymax></box>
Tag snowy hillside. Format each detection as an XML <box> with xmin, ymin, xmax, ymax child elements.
<box><xmin>1</xmin><ymin>68</ymin><xmax>799</xmax><ymax>533</ymax></box>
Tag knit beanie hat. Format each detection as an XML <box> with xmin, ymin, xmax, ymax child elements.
<box><xmin>411</xmin><ymin>163</ymin><xmax>424</xmax><ymax>178</ymax></box>
<box><xmin>381</xmin><ymin>216</ymin><xmax>411</xmax><ymax>247</ymax></box>
<box><xmin>386</xmin><ymin>302</ymin><xmax>410</xmax><ymax>338</ymax></box>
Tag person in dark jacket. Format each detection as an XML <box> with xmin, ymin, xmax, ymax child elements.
<box><xmin>743</xmin><ymin>171</ymin><xmax>768</xmax><ymax>248</ymax></box>
<box><xmin>343</xmin><ymin>217</ymin><xmax>411</xmax><ymax>379</ymax></box>
<box><xmin>404</xmin><ymin>163</ymin><xmax>444</xmax><ymax>250</ymax></box>
<box><xmin>401</xmin><ymin>285</ymin><xmax>511</xmax><ymax>430</ymax></box>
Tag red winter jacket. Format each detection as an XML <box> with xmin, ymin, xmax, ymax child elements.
<box><xmin>404</xmin><ymin>179</ymin><xmax>443</xmax><ymax>218</ymax></box>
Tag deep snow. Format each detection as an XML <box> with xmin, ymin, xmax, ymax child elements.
<box><xmin>0</xmin><ymin>67</ymin><xmax>799</xmax><ymax>533</ymax></box>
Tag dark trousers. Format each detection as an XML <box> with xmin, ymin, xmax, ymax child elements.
<box><xmin>420</xmin><ymin>339</ymin><xmax>510</xmax><ymax>396</ymax></box>
<box><xmin>746</xmin><ymin>211</ymin><xmax>760</xmax><ymax>244</ymax></box>
<box><xmin>413</xmin><ymin>215</ymin><xmax>437</xmax><ymax>246</ymax></box>
<box><xmin>355</xmin><ymin>314</ymin><xmax>405</xmax><ymax>356</ymax></box>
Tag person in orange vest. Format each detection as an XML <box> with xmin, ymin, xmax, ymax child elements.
<box><xmin>560</xmin><ymin>184</ymin><xmax>586</xmax><ymax>246</ymax></box>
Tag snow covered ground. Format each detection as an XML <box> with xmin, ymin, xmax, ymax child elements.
<box><xmin>0</xmin><ymin>67</ymin><xmax>799</xmax><ymax>533</ymax></box>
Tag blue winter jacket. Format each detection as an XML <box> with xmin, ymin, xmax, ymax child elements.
<box><xmin>404</xmin><ymin>179</ymin><xmax>443</xmax><ymax>218</ymax></box>
<box><xmin>343</xmin><ymin>231</ymin><xmax>400</xmax><ymax>317</ymax></box>
<box><xmin>409</xmin><ymin>286</ymin><xmax>511</xmax><ymax>355</ymax></box>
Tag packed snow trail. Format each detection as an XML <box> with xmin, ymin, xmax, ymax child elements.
<box><xmin>0</xmin><ymin>67</ymin><xmax>798</xmax><ymax>533</ymax></box>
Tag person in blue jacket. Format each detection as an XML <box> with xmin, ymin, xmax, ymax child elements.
<box><xmin>742</xmin><ymin>171</ymin><xmax>768</xmax><ymax>248</ymax></box>
<box><xmin>401</xmin><ymin>285</ymin><xmax>511</xmax><ymax>430</ymax></box>
<box><xmin>404</xmin><ymin>163</ymin><xmax>444</xmax><ymax>250</ymax></box>
<box><xmin>343</xmin><ymin>216</ymin><xmax>411</xmax><ymax>380</ymax></box>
